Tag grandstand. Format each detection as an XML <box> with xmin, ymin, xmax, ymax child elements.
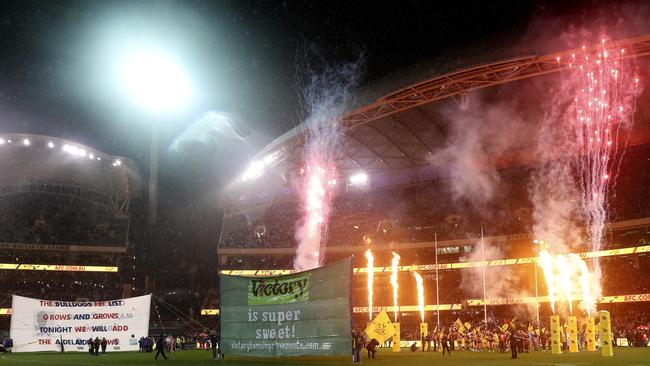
<box><xmin>213</xmin><ymin>36</ymin><xmax>650</xmax><ymax>330</ymax></box>
<box><xmin>0</xmin><ymin>134</ymin><xmax>143</xmax><ymax>329</ymax></box>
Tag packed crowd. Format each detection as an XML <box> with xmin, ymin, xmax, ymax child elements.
<box><xmin>220</xmin><ymin>184</ymin><xmax>533</xmax><ymax>249</ymax></box>
<box><xmin>220</xmin><ymin>144</ymin><xmax>650</xmax><ymax>250</ymax></box>
<box><xmin>0</xmin><ymin>272</ymin><xmax>125</xmax><ymax>305</ymax></box>
<box><xmin>359</xmin><ymin>308</ymin><xmax>649</xmax><ymax>350</ymax></box>
<box><xmin>0</xmin><ymin>192</ymin><xmax>128</xmax><ymax>246</ymax></box>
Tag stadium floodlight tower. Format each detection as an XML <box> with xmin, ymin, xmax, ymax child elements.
<box><xmin>119</xmin><ymin>49</ymin><xmax>192</xmax><ymax>225</ymax></box>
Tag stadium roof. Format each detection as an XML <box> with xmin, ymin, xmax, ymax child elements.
<box><xmin>0</xmin><ymin>133</ymin><xmax>143</xmax><ymax>202</ymax></box>
<box><xmin>221</xmin><ymin>35</ymin><xmax>650</xmax><ymax>210</ymax></box>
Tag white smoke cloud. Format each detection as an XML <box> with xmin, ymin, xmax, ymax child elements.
<box><xmin>169</xmin><ymin>111</ymin><xmax>247</xmax><ymax>153</ymax></box>
<box><xmin>460</xmin><ymin>242</ymin><xmax>534</xmax><ymax>300</ymax></box>
<box><xmin>428</xmin><ymin>94</ymin><xmax>532</xmax><ymax>207</ymax></box>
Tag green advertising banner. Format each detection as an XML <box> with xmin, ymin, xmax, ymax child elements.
<box><xmin>220</xmin><ymin>258</ymin><xmax>352</xmax><ymax>356</ymax></box>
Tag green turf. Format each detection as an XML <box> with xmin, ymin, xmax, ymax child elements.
<box><xmin>1</xmin><ymin>348</ymin><xmax>648</xmax><ymax>366</ymax></box>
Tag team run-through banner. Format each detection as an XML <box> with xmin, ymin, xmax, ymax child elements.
<box><xmin>220</xmin><ymin>258</ymin><xmax>352</xmax><ymax>356</ymax></box>
<box><xmin>9</xmin><ymin>294</ymin><xmax>151</xmax><ymax>352</ymax></box>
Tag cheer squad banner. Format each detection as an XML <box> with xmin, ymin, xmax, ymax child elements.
<box><xmin>9</xmin><ymin>294</ymin><xmax>151</xmax><ymax>352</ymax></box>
<box><xmin>220</xmin><ymin>258</ymin><xmax>352</xmax><ymax>356</ymax></box>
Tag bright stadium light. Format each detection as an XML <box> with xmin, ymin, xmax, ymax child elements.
<box><xmin>239</xmin><ymin>152</ymin><xmax>282</xmax><ymax>182</ymax></box>
<box><xmin>240</xmin><ymin>160</ymin><xmax>264</xmax><ymax>182</ymax></box>
<box><xmin>119</xmin><ymin>49</ymin><xmax>191</xmax><ymax>112</ymax></box>
<box><xmin>47</xmin><ymin>141</ymin><xmax>54</xmax><ymax>148</ymax></box>
<box><xmin>114</xmin><ymin>46</ymin><xmax>194</xmax><ymax>225</ymax></box>
<box><xmin>349</xmin><ymin>172</ymin><xmax>368</xmax><ymax>185</ymax></box>
<box><xmin>0</xmin><ymin>138</ymin><xmax>4</xmax><ymax>145</ymax></box>
<box><xmin>22</xmin><ymin>138</ymin><xmax>30</xmax><ymax>146</ymax></box>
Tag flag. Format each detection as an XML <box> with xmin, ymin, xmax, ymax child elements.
<box><xmin>364</xmin><ymin>310</ymin><xmax>395</xmax><ymax>343</ymax></box>
<box><xmin>464</xmin><ymin>322</ymin><xmax>472</xmax><ymax>330</ymax></box>
<box><xmin>454</xmin><ymin>318</ymin><xmax>466</xmax><ymax>334</ymax></box>
<box><xmin>528</xmin><ymin>324</ymin><xmax>533</xmax><ymax>332</ymax></box>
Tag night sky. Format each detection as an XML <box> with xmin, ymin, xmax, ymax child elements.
<box><xmin>0</xmin><ymin>0</ymin><xmax>636</xmax><ymax>214</ymax></box>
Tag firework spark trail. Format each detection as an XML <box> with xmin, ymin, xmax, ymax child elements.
<box><xmin>365</xmin><ymin>249</ymin><xmax>374</xmax><ymax>321</ymax></box>
<box><xmin>538</xmin><ymin>248</ymin><xmax>556</xmax><ymax>314</ymax></box>
<box><xmin>572</xmin><ymin>254</ymin><xmax>593</xmax><ymax>317</ymax></box>
<box><xmin>567</xmin><ymin>40</ymin><xmax>640</xmax><ymax>255</ymax></box>
<box><xmin>390</xmin><ymin>252</ymin><xmax>400</xmax><ymax>322</ymax></box>
<box><xmin>413</xmin><ymin>271</ymin><xmax>425</xmax><ymax>323</ymax></box>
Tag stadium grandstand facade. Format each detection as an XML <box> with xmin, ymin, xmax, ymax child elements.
<box><xmin>213</xmin><ymin>36</ymin><xmax>650</xmax><ymax>325</ymax></box>
<box><xmin>0</xmin><ymin>134</ymin><xmax>143</xmax><ymax>329</ymax></box>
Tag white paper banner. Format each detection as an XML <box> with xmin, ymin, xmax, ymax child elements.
<box><xmin>9</xmin><ymin>294</ymin><xmax>151</xmax><ymax>352</ymax></box>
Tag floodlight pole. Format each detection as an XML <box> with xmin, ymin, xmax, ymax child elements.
<box><xmin>148</xmin><ymin>122</ymin><xmax>159</xmax><ymax>226</ymax></box>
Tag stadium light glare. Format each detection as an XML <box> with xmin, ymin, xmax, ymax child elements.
<box><xmin>240</xmin><ymin>160</ymin><xmax>264</xmax><ymax>181</ymax></box>
<box><xmin>22</xmin><ymin>138</ymin><xmax>30</xmax><ymax>146</ymax></box>
<box><xmin>239</xmin><ymin>152</ymin><xmax>281</xmax><ymax>182</ymax></box>
<box><xmin>0</xmin><ymin>138</ymin><xmax>4</xmax><ymax>145</ymax></box>
<box><xmin>349</xmin><ymin>172</ymin><xmax>368</xmax><ymax>185</ymax></box>
<box><xmin>47</xmin><ymin>141</ymin><xmax>54</xmax><ymax>148</ymax></box>
<box><xmin>119</xmin><ymin>49</ymin><xmax>191</xmax><ymax>112</ymax></box>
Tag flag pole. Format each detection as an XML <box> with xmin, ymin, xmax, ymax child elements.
<box><xmin>434</xmin><ymin>232</ymin><xmax>440</xmax><ymax>327</ymax></box>
<box><xmin>481</xmin><ymin>226</ymin><xmax>487</xmax><ymax>326</ymax></box>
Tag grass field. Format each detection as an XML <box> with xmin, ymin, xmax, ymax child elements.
<box><xmin>1</xmin><ymin>348</ymin><xmax>649</xmax><ymax>366</ymax></box>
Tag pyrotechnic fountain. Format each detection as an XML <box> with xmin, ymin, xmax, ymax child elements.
<box><xmin>534</xmin><ymin>38</ymin><xmax>641</xmax><ymax>356</ymax></box>
<box><xmin>413</xmin><ymin>271</ymin><xmax>427</xmax><ymax>343</ymax></box>
<box><xmin>293</xmin><ymin>58</ymin><xmax>361</xmax><ymax>271</ymax></box>
<box><xmin>390</xmin><ymin>252</ymin><xmax>401</xmax><ymax>352</ymax></box>
<box><xmin>390</xmin><ymin>252</ymin><xmax>400</xmax><ymax>322</ymax></box>
<box><xmin>294</xmin><ymin>163</ymin><xmax>337</xmax><ymax>271</ymax></box>
<box><xmin>537</xmin><ymin>241</ymin><xmax>597</xmax><ymax>353</ymax></box>
<box><xmin>365</xmin><ymin>249</ymin><xmax>374</xmax><ymax>321</ymax></box>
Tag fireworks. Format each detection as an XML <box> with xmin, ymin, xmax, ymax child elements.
<box><xmin>294</xmin><ymin>162</ymin><xmax>336</xmax><ymax>270</ymax></box>
<box><xmin>535</xmin><ymin>38</ymin><xmax>641</xmax><ymax>317</ymax></box>
<box><xmin>567</xmin><ymin>40</ymin><xmax>640</xmax><ymax>254</ymax></box>
<box><xmin>413</xmin><ymin>271</ymin><xmax>425</xmax><ymax>323</ymax></box>
<box><xmin>365</xmin><ymin>249</ymin><xmax>374</xmax><ymax>321</ymax></box>
<box><xmin>390</xmin><ymin>252</ymin><xmax>400</xmax><ymax>322</ymax></box>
